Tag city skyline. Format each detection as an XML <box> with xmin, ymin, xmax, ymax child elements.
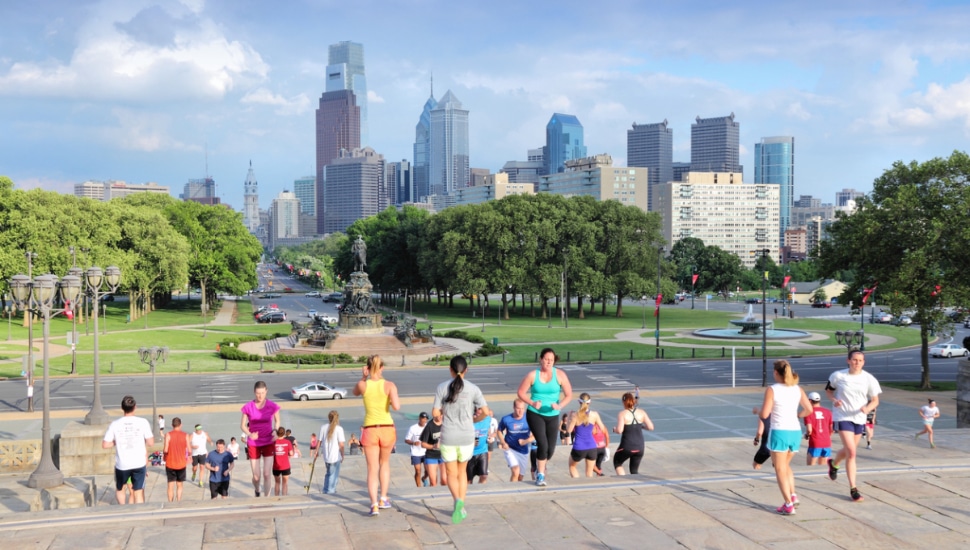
<box><xmin>2</xmin><ymin>1</ymin><xmax>969</xmax><ymax>212</ymax></box>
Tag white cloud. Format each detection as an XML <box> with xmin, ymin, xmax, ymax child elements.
<box><xmin>100</xmin><ymin>108</ymin><xmax>194</xmax><ymax>153</ymax></box>
<box><xmin>0</xmin><ymin>0</ymin><xmax>268</xmax><ymax>102</ymax></box>
<box><xmin>367</xmin><ymin>90</ymin><xmax>385</xmax><ymax>104</ymax></box>
<box><xmin>241</xmin><ymin>88</ymin><xmax>311</xmax><ymax>115</ymax></box>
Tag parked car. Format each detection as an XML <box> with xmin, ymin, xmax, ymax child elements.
<box><xmin>964</xmin><ymin>318</ymin><xmax>970</xmax><ymax>329</ymax></box>
<box><xmin>257</xmin><ymin>311</ymin><xmax>286</xmax><ymax>323</ymax></box>
<box><xmin>323</xmin><ymin>292</ymin><xmax>344</xmax><ymax>303</ymax></box>
<box><xmin>304</xmin><ymin>291</ymin><xmax>321</xmax><ymax>298</ymax></box>
<box><xmin>315</xmin><ymin>313</ymin><xmax>338</xmax><ymax>325</ymax></box>
<box><xmin>811</xmin><ymin>301</ymin><xmax>832</xmax><ymax>308</ymax></box>
<box><xmin>291</xmin><ymin>382</ymin><xmax>348</xmax><ymax>401</ymax></box>
<box><xmin>745</xmin><ymin>298</ymin><xmax>761</xmax><ymax>304</ymax></box>
<box><xmin>260</xmin><ymin>293</ymin><xmax>281</xmax><ymax>299</ymax></box>
<box><xmin>929</xmin><ymin>343</ymin><xmax>968</xmax><ymax>358</ymax></box>
<box><xmin>874</xmin><ymin>311</ymin><xmax>893</xmax><ymax>323</ymax></box>
<box><xmin>895</xmin><ymin>315</ymin><xmax>913</xmax><ymax>326</ymax></box>
<box><xmin>307</xmin><ymin>309</ymin><xmax>317</xmax><ymax>318</ymax></box>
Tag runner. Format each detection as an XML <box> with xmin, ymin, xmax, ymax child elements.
<box><xmin>420</xmin><ymin>412</ymin><xmax>444</xmax><ymax>486</ymax></box>
<box><xmin>566</xmin><ymin>393</ymin><xmax>609</xmax><ymax>478</ymax></box>
<box><xmin>826</xmin><ymin>350</ymin><xmax>882</xmax><ymax>502</ymax></box>
<box><xmin>162</xmin><ymin>417</ymin><xmax>191</xmax><ymax>502</ymax></box>
<box><xmin>760</xmin><ymin>360</ymin><xmax>813</xmax><ymax>515</ymax></box>
<box><xmin>273</xmin><ymin>427</ymin><xmax>294</xmax><ymax>496</ymax></box>
<box><xmin>432</xmin><ymin>355</ymin><xmax>490</xmax><ymax>524</ymax></box>
<box><xmin>804</xmin><ymin>392</ymin><xmax>833</xmax><ymax>466</ymax></box>
<box><xmin>405</xmin><ymin>412</ymin><xmax>430</xmax><ymax>487</ymax></box>
<box><xmin>205</xmin><ymin>439</ymin><xmax>235</xmax><ymax>500</ymax></box>
<box><xmin>467</xmin><ymin>406</ymin><xmax>492</xmax><ymax>485</ymax></box>
<box><xmin>752</xmin><ymin>407</ymin><xmax>771</xmax><ymax>470</ymax></box>
<box><xmin>190</xmin><ymin>424</ymin><xmax>213</xmax><ymax>487</ymax></box>
<box><xmin>227</xmin><ymin>437</ymin><xmax>240</xmax><ymax>459</ymax></box>
<box><xmin>497</xmin><ymin>399</ymin><xmax>533</xmax><ymax>482</ymax></box>
<box><xmin>353</xmin><ymin>355</ymin><xmax>401</xmax><ymax>516</ymax></box>
<box><xmin>864</xmin><ymin>407</ymin><xmax>877</xmax><ymax>449</ymax></box>
<box><xmin>916</xmin><ymin>399</ymin><xmax>941</xmax><ymax>448</ymax></box>
<box><xmin>101</xmin><ymin>395</ymin><xmax>153</xmax><ymax>505</ymax></box>
<box><xmin>613</xmin><ymin>391</ymin><xmax>654</xmax><ymax>475</ymax></box>
<box><xmin>241</xmin><ymin>380</ymin><xmax>282</xmax><ymax>497</ymax></box>
<box><xmin>516</xmin><ymin>347</ymin><xmax>573</xmax><ymax>487</ymax></box>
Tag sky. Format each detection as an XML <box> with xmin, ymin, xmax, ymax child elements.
<box><xmin>2</xmin><ymin>0</ymin><xmax>970</xmax><ymax>212</ymax></box>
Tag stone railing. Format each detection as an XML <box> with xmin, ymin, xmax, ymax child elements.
<box><xmin>0</xmin><ymin>439</ymin><xmax>41</xmax><ymax>471</ymax></box>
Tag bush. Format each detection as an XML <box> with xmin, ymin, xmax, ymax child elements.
<box><xmin>440</xmin><ymin>330</ymin><xmax>485</xmax><ymax>344</ymax></box>
<box><xmin>474</xmin><ymin>342</ymin><xmax>506</xmax><ymax>357</ymax></box>
<box><xmin>271</xmin><ymin>352</ymin><xmax>355</xmax><ymax>365</ymax></box>
<box><xmin>218</xmin><ymin>346</ymin><xmax>261</xmax><ymax>361</ymax></box>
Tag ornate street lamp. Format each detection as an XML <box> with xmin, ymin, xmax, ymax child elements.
<box><xmin>760</xmin><ymin>248</ymin><xmax>770</xmax><ymax>387</ymax></box>
<box><xmin>656</xmin><ymin>246</ymin><xmax>665</xmax><ymax>359</ymax></box>
<box><xmin>83</xmin><ymin>265</ymin><xmax>122</xmax><ymax>426</ymax></box>
<box><xmin>8</xmin><ymin>271</ymin><xmax>81</xmax><ymax>488</ymax></box>
<box><xmin>138</xmin><ymin>346</ymin><xmax>169</xmax><ymax>440</ymax></box>
<box><xmin>835</xmin><ymin>330</ymin><xmax>865</xmax><ymax>353</ymax></box>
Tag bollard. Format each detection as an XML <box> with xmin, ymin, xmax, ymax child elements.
<box><xmin>722</xmin><ymin>347</ymin><xmax>725</xmax><ymax>358</ymax></box>
<box><xmin>751</xmin><ymin>347</ymin><xmax>755</xmax><ymax>357</ymax></box>
<box><xmin>297</xmin><ymin>358</ymin><xmax>301</xmax><ymax>370</ymax></box>
<box><xmin>224</xmin><ymin>359</ymin><xmax>228</xmax><ymax>371</ymax></box>
<box><xmin>260</xmin><ymin>357</ymin><xmax>264</xmax><ymax>372</ymax></box>
<box><xmin>187</xmin><ymin>360</ymin><xmax>191</xmax><ymax>372</ymax></box>
<box><xmin>502</xmin><ymin>352</ymin><xmax>506</xmax><ymax>363</ymax></box>
<box><xmin>401</xmin><ymin>355</ymin><xmax>406</xmax><ymax>366</ymax></box>
<box><xmin>534</xmin><ymin>352</ymin><xmax>538</xmax><ymax>362</ymax></box>
<box><xmin>332</xmin><ymin>355</ymin><xmax>336</xmax><ymax>368</ymax></box>
<box><xmin>662</xmin><ymin>349</ymin><xmax>665</xmax><ymax>358</ymax></box>
<box><xmin>567</xmin><ymin>351</ymin><xmax>571</xmax><ymax>361</ymax></box>
<box><xmin>599</xmin><ymin>350</ymin><xmax>603</xmax><ymax>360</ymax></box>
<box><xmin>692</xmin><ymin>348</ymin><xmax>695</xmax><ymax>358</ymax></box>
<box><xmin>630</xmin><ymin>350</ymin><xmax>634</xmax><ymax>360</ymax></box>
<box><xmin>110</xmin><ymin>361</ymin><xmax>114</xmax><ymax>373</ymax></box>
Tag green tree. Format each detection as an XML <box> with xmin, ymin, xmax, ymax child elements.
<box><xmin>818</xmin><ymin>151</ymin><xmax>970</xmax><ymax>389</ymax></box>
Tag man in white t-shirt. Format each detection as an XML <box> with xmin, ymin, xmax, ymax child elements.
<box><xmin>102</xmin><ymin>395</ymin><xmax>154</xmax><ymax>505</ymax></box>
<box><xmin>916</xmin><ymin>399</ymin><xmax>941</xmax><ymax>448</ymax></box>
<box><xmin>405</xmin><ymin>412</ymin><xmax>429</xmax><ymax>486</ymax></box>
<box><xmin>825</xmin><ymin>350</ymin><xmax>881</xmax><ymax>502</ymax></box>
<box><xmin>191</xmin><ymin>424</ymin><xmax>213</xmax><ymax>486</ymax></box>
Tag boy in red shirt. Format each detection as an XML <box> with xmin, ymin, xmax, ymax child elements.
<box><xmin>804</xmin><ymin>392</ymin><xmax>833</xmax><ymax>466</ymax></box>
<box><xmin>272</xmin><ymin>427</ymin><xmax>294</xmax><ymax>495</ymax></box>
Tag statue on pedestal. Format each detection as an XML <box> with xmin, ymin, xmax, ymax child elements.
<box><xmin>352</xmin><ymin>235</ymin><xmax>367</xmax><ymax>273</ymax></box>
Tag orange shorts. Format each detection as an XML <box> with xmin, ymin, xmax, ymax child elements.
<box><xmin>361</xmin><ymin>425</ymin><xmax>396</xmax><ymax>448</ymax></box>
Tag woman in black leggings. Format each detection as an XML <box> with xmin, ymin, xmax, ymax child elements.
<box><xmin>613</xmin><ymin>391</ymin><xmax>654</xmax><ymax>475</ymax></box>
<box><xmin>516</xmin><ymin>348</ymin><xmax>573</xmax><ymax>486</ymax></box>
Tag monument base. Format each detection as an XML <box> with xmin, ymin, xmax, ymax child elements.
<box><xmin>56</xmin><ymin>421</ymin><xmax>117</xmax><ymax>476</ymax></box>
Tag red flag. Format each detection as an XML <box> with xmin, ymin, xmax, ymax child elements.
<box><xmin>782</xmin><ymin>276</ymin><xmax>791</xmax><ymax>288</ymax></box>
<box><xmin>654</xmin><ymin>293</ymin><xmax>662</xmax><ymax>317</ymax></box>
<box><xmin>861</xmin><ymin>285</ymin><xmax>877</xmax><ymax>305</ymax></box>
<box><xmin>691</xmin><ymin>274</ymin><xmax>699</xmax><ymax>286</ymax></box>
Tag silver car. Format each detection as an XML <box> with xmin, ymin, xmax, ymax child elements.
<box><xmin>291</xmin><ymin>382</ymin><xmax>348</xmax><ymax>401</ymax></box>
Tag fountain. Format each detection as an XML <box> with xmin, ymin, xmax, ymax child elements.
<box><xmin>693</xmin><ymin>304</ymin><xmax>809</xmax><ymax>340</ymax></box>
<box><xmin>338</xmin><ymin>236</ymin><xmax>384</xmax><ymax>334</ymax></box>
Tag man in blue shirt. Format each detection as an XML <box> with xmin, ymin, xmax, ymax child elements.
<box><xmin>205</xmin><ymin>439</ymin><xmax>235</xmax><ymax>499</ymax></box>
<box><xmin>497</xmin><ymin>399</ymin><xmax>534</xmax><ymax>482</ymax></box>
<box><xmin>467</xmin><ymin>408</ymin><xmax>493</xmax><ymax>484</ymax></box>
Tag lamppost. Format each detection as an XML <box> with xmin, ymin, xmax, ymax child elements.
<box><xmin>138</xmin><ymin>346</ymin><xmax>169</xmax><ymax>441</ymax></box>
<box><xmin>641</xmin><ymin>295</ymin><xmax>647</xmax><ymax>330</ymax></box>
<box><xmin>760</xmin><ymin>249</ymin><xmax>770</xmax><ymax>387</ymax></box>
<box><xmin>68</xmin><ymin>246</ymin><xmax>82</xmax><ymax>376</ymax></box>
<box><xmin>835</xmin><ymin>330</ymin><xmax>864</xmax><ymax>353</ymax></box>
<box><xmin>481</xmin><ymin>287</ymin><xmax>487</xmax><ymax>333</ymax></box>
<box><xmin>691</xmin><ymin>266</ymin><xmax>696</xmax><ymax>310</ymax></box>
<box><xmin>83</xmin><ymin>265</ymin><xmax>122</xmax><ymax>426</ymax></box>
<box><xmin>24</xmin><ymin>251</ymin><xmax>36</xmax><ymax>412</ymax></box>
<box><xmin>5</xmin><ymin>304</ymin><xmax>11</xmax><ymax>341</ymax></box>
<box><xmin>9</xmin><ymin>271</ymin><xmax>81</xmax><ymax>488</ymax></box>
<box><xmin>656</xmin><ymin>246</ymin><xmax>664</xmax><ymax>359</ymax></box>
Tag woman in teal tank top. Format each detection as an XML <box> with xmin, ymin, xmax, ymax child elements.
<box><xmin>516</xmin><ymin>348</ymin><xmax>573</xmax><ymax>486</ymax></box>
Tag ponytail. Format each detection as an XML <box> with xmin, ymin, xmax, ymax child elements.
<box><xmin>577</xmin><ymin>393</ymin><xmax>591</xmax><ymax>425</ymax></box>
<box><xmin>445</xmin><ymin>355</ymin><xmax>467</xmax><ymax>403</ymax></box>
<box><xmin>326</xmin><ymin>410</ymin><xmax>339</xmax><ymax>442</ymax></box>
<box><xmin>773</xmin><ymin>360</ymin><xmax>799</xmax><ymax>386</ymax></box>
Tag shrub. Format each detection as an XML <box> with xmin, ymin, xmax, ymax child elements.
<box><xmin>474</xmin><ymin>342</ymin><xmax>506</xmax><ymax>357</ymax></box>
<box><xmin>440</xmin><ymin>330</ymin><xmax>485</xmax><ymax>344</ymax></box>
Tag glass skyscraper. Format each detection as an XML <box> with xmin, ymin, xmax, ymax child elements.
<box><xmin>326</xmin><ymin>41</ymin><xmax>368</xmax><ymax>146</ymax></box>
<box><xmin>544</xmin><ymin>113</ymin><xmax>586</xmax><ymax>175</ymax></box>
<box><xmin>627</xmin><ymin>119</ymin><xmax>673</xmax><ymax>211</ymax></box>
<box><xmin>691</xmin><ymin>113</ymin><xmax>741</xmax><ymax>174</ymax></box>
<box><xmin>412</xmin><ymin>90</ymin><xmax>437</xmax><ymax>202</ymax></box>
<box><xmin>754</xmin><ymin>136</ymin><xmax>795</xmax><ymax>245</ymax></box>
<box><xmin>429</xmin><ymin>90</ymin><xmax>469</xmax><ymax>196</ymax></box>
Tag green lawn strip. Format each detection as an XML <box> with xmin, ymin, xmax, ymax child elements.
<box><xmin>234</xmin><ymin>300</ymin><xmax>254</xmax><ymax>320</ymax></box>
<box><xmin>882</xmin><ymin>381</ymin><xmax>957</xmax><ymax>392</ymax></box>
<box><xmin>458</xmin><ymin>341</ymin><xmax>801</xmax><ymax>365</ymax></box>
<box><xmin>663</xmin><ymin>337</ymin><xmax>791</xmax><ymax>348</ymax></box>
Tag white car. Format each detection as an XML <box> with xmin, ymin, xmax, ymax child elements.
<box><xmin>929</xmin><ymin>343</ymin><xmax>968</xmax><ymax>358</ymax></box>
<box><xmin>291</xmin><ymin>382</ymin><xmax>348</xmax><ymax>401</ymax></box>
<box><xmin>316</xmin><ymin>313</ymin><xmax>338</xmax><ymax>324</ymax></box>
<box><xmin>307</xmin><ymin>309</ymin><xmax>317</xmax><ymax>318</ymax></box>
<box><xmin>304</xmin><ymin>291</ymin><xmax>321</xmax><ymax>298</ymax></box>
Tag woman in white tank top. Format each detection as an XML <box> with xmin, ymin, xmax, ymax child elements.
<box><xmin>758</xmin><ymin>360</ymin><xmax>813</xmax><ymax>515</ymax></box>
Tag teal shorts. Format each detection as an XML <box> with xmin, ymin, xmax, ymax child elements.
<box><xmin>768</xmin><ymin>429</ymin><xmax>802</xmax><ymax>453</ymax></box>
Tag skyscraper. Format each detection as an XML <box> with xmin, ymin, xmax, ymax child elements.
<box><xmin>754</xmin><ymin>136</ymin><xmax>795</xmax><ymax>244</ymax></box>
<box><xmin>268</xmin><ymin>190</ymin><xmax>300</xmax><ymax>249</ymax></box>
<box><xmin>181</xmin><ymin>177</ymin><xmax>219</xmax><ymax>205</ymax></box>
<box><xmin>293</xmin><ymin>176</ymin><xmax>316</xmax><ymax>216</ymax></box>
<box><xmin>324</xmin><ymin>147</ymin><xmax>386</xmax><ymax>234</ymax></box>
<box><xmin>835</xmin><ymin>188</ymin><xmax>864</xmax><ymax>207</ymax></box>
<box><xmin>429</xmin><ymin>90</ymin><xmax>469</xmax><ymax>196</ymax></box>
<box><xmin>544</xmin><ymin>113</ymin><xmax>586</xmax><ymax>175</ymax></box>
<box><xmin>243</xmin><ymin>161</ymin><xmax>260</xmax><ymax>234</ymax></box>
<box><xmin>315</xmin><ymin>89</ymin><xmax>360</xmax><ymax>235</ymax></box>
<box><xmin>412</xmin><ymin>87</ymin><xmax>437</xmax><ymax>202</ymax></box>
<box><xmin>387</xmin><ymin>160</ymin><xmax>412</xmax><ymax>205</ymax></box>
<box><xmin>327</xmin><ymin>41</ymin><xmax>368</xmax><ymax>146</ymax></box>
<box><xmin>627</xmin><ymin>119</ymin><xmax>673</xmax><ymax>211</ymax></box>
<box><xmin>690</xmin><ymin>113</ymin><xmax>741</xmax><ymax>174</ymax></box>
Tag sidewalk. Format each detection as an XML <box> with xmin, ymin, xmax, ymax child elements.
<box><xmin>1</xmin><ymin>424</ymin><xmax>968</xmax><ymax>548</ymax></box>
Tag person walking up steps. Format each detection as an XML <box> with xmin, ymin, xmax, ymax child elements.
<box><xmin>190</xmin><ymin>424</ymin><xmax>213</xmax><ymax>487</ymax></box>
<box><xmin>102</xmin><ymin>395</ymin><xmax>154</xmax><ymax>505</ymax></box>
<box><xmin>273</xmin><ymin>427</ymin><xmax>294</xmax><ymax>496</ymax></box>
<box><xmin>566</xmin><ymin>393</ymin><xmax>609</xmax><ymax>478</ymax></box>
<box><xmin>613</xmin><ymin>392</ymin><xmax>654</xmax><ymax>475</ymax></box>
<box><xmin>498</xmin><ymin>399</ymin><xmax>533</xmax><ymax>482</ymax></box>
<box><xmin>241</xmin><ymin>381</ymin><xmax>282</xmax><ymax>497</ymax></box>
<box><xmin>760</xmin><ymin>360</ymin><xmax>813</xmax><ymax>515</ymax></box>
<box><xmin>516</xmin><ymin>347</ymin><xmax>573</xmax><ymax>487</ymax></box>
<box><xmin>433</xmin><ymin>355</ymin><xmax>490</xmax><ymax>524</ymax></box>
<box><xmin>405</xmin><ymin>412</ymin><xmax>430</xmax><ymax>487</ymax></box>
<box><xmin>163</xmin><ymin>417</ymin><xmax>191</xmax><ymax>502</ymax></box>
<box><xmin>319</xmin><ymin>410</ymin><xmax>346</xmax><ymax>494</ymax></box>
<box><xmin>826</xmin><ymin>350</ymin><xmax>882</xmax><ymax>502</ymax></box>
<box><xmin>804</xmin><ymin>392</ymin><xmax>833</xmax><ymax>466</ymax></box>
<box><xmin>916</xmin><ymin>399</ymin><xmax>941</xmax><ymax>448</ymax></box>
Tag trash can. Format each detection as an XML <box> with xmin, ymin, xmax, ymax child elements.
<box><xmin>492</xmin><ymin>337</ymin><xmax>499</xmax><ymax>346</ymax></box>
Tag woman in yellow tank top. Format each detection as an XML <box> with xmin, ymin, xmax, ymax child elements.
<box><xmin>352</xmin><ymin>355</ymin><xmax>400</xmax><ymax>516</ymax></box>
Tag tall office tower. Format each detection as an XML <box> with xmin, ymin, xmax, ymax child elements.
<box><xmin>690</xmin><ymin>113</ymin><xmax>741</xmax><ymax>174</ymax></box>
<box><xmin>324</xmin><ymin>147</ymin><xmax>386</xmax><ymax>234</ymax></box>
<box><xmin>413</xmin><ymin>87</ymin><xmax>437</xmax><ymax>202</ymax></box>
<box><xmin>326</xmin><ymin>41</ymin><xmax>368</xmax><ymax>146</ymax></box>
<box><xmin>429</xmin><ymin>90</ymin><xmax>469</xmax><ymax>196</ymax></box>
<box><xmin>544</xmin><ymin>113</ymin><xmax>587</xmax><ymax>175</ymax></box>
<box><xmin>754</xmin><ymin>136</ymin><xmax>795</xmax><ymax>243</ymax></box>
<box><xmin>268</xmin><ymin>190</ymin><xmax>301</xmax><ymax>249</ymax></box>
<box><xmin>386</xmin><ymin>160</ymin><xmax>412</xmax><ymax>205</ymax></box>
<box><xmin>315</xmin><ymin>89</ymin><xmax>361</xmax><ymax>235</ymax></box>
<box><xmin>181</xmin><ymin>177</ymin><xmax>219</xmax><ymax>205</ymax></box>
<box><xmin>293</xmin><ymin>176</ymin><xmax>316</xmax><ymax>216</ymax></box>
<box><xmin>835</xmin><ymin>188</ymin><xmax>864</xmax><ymax>207</ymax></box>
<box><xmin>243</xmin><ymin>161</ymin><xmax>260</xmax><ymax>234</ymax></box>
<box><xmin>627</xmin><ymin>119</ymin><xmax>673</xmax><ymax>211</ymax></box>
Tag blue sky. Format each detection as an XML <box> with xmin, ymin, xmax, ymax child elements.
<box><xmin>2</xmin><ymin>0</ymin><xmax>970</xmax><ymax>212</ymax></box>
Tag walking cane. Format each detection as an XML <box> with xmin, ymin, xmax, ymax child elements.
<box><xmin>305</xmin><ymin>453</ymin><xmax>319</xmax><ymax>494</ymax></box>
